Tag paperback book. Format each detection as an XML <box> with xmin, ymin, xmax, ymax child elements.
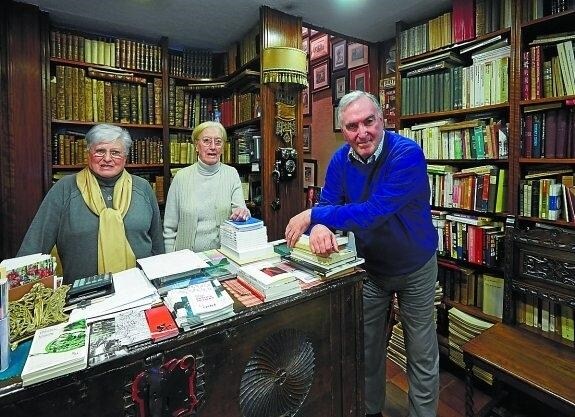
<box><xmin>22</xmin><ymin>319</ymin><xmax>88</xmax><ymax>387</ymax></box>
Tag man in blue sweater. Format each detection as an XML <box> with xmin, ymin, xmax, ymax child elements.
<box><xmin>286</xmin><ymin>91</ymin><xmax>439</xmax><ymax>417</ymax></box>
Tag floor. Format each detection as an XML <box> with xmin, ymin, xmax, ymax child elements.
<box><xmin>383</xmin><ymin>359</ymin><xmax>492</xmax><ymax>417</ymax></box>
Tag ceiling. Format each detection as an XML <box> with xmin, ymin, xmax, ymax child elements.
<box><xmin>19</xmin><ymin>0</ymin><xmax>451</xmax><ymax>51</ymax></box>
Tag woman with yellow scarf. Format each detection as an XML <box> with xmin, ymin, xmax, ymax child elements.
<box><xmin>18</xmin><ymin>124</ymin><xmax>164</xmax><ymax>284</ymax></box>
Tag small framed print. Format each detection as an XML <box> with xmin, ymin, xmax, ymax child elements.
<box><xmin>302</xmin><ymin>125</ymin><xmax>311</xmax><ymax>153</ymax></box>
<box><xmin>302</xmin><ymin>36</ymin><xmax>309</xmax><ymax>56</ymax></box>
<box><xmin>312</xmin><ymin>59</ymin><xmax>330</xmax><ymax>92</ymax></box>
<box><xmin>302</xmin><ymin>26</ymin><xmax>309</xmax><ymax>37</ymax></box>
<box><xmin>347</xmin><ymin>42</ymin><xmax>369</xmax><ymax>69</ymax></box>
<box><xmin>331</xmin><ymin>39</ymin><xmax>347</xmax><ymax>71</ymax></box>
<box><xmin>310</xmin><ymin>33</ymin><xmax>329</xmax><ymax>61</ymax></box>
<box><xmin>333</xmin><ymin>105</ymin><xmax>341</xmax><ymax>132</ymax></box>
<box><xmin>303</xmin><ymin>159</ymin><xmax>317</xmax><ymax>189</ymax></box>
<box><xmin>349</xmin><ymin>65</ymin><xmax>370</xmax><ymax>93</ymax></box>
<box><xmin>309</xmin><ymin>28</ymin><xmax>319</xmax><ymax>37</ymax></box>
<box><xmin>302</xmin><ymin>84</ymin><xmax>311</xmax><ymax>116</ymax></box>
<box><xmin>332</xmin><ymin>69</ymin><xmax>348</xmax><ymax>104</ymax></box>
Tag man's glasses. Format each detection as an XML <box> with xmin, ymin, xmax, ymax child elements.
<box><xmin>91</xmin><ymin>148</ymin><xmax>126</xmax><ymax>160</ymax></box>
<box><xmin>199</xmin><ymin>137</ymin><xmax>224</xmax><ymax>148</ymax></box>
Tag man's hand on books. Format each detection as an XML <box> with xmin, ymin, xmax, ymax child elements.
<box><xmin>308</xmin><ymin>225</ymin><xmax>339</xmax><ymax>256</ymax></box>
<box><xmin>285</xmin><ymin>209</ymin><xmax>312</xmax><ymax>248</ymax></box>
<box><xmin>229</xmin><ymin>207</ymin><xmax>251</xmax><ymax>222</ymax></box>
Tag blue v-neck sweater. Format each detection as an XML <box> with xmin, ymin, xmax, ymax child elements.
<box><xmin>311</xmin><ymin>130</ymin><xmax>437</xmax><ymax>277</ymax></box>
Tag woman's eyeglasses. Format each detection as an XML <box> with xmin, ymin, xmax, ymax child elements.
<box><xmin>199</xmin><ymin>137</ymin><xmax>223</xmax><ymax>147</ymax></box>
<box><xmin>91</xmin><ymin>149</ymin><xmax>126</xmax><ymax>160</ymax></box>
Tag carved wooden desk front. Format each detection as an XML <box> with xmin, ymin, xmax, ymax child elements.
<box><xmin>0</xmin><ymin>272</ymin><xmax>365</xmax><ymax>417</ymax></box>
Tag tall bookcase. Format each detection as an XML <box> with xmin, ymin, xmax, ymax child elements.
<box><xmin>389</xmin><ymin>0</ymin><xmax>575</xmax><ymax>373</ymax></box>
<box><xmin>509</xmin><ymin>3</ymin><xmax>575</xmax><ymax>347</ymax></box>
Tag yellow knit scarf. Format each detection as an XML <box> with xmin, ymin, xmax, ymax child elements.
<box><xmin>76</xmin><ymin>167</ymin><xmax>136</xmax><ymax>274</ymax></box>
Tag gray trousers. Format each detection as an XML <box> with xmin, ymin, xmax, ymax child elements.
<box><xmin>364</xmin><ymin>254</ymin><xmax>439</xmax><ymax>417</ymax></box>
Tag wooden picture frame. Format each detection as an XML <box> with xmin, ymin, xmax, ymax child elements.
<box><xmin>302</xmin><ymin>125</ymin><xmax>311</xmax><ymax>153</ymax></box>
<box><xmin>332</xmin><ymin>69</ymin><xmax>348</xmax><ymax>105</ymax></box>
<box><xmin>331</xmin><ymin>39</ymin><xmax>347</xmax><ymax>71</ymax></box>
<box><xmin>347</xmin><ymin>42</ymin><xmax>369</xmax><ymax>69</ymax></box>
<box><xmin>312</xmin><ymin>60</ymin><xmax>330</xmax><ymax>92</ymax></box>
<box><xmin>349</xmin><ymin>65</ymin><xmax>370</xmax><ymax>92</ymax></box>
<box><xmin>333</xmin><ymin>105</ymin><xmax>341</xmax><ymax>132</ymax></box>
<box><xmin>302</xmin><ymin>36</ymin><xmax>309</xmax><ymax>56</ymax></box>
<box><xmin>310</xmin><ymin>33</ymin><xmax>329</xmax><ymax>61</ymax></box>
<box><xmin>303</xmin><ymin>159</ymin><xmax>317</xmax><ymax>189</ymax></box>
<box><xmin>302</xmin><ymin>83</ymin><xmax>311</xmax><ymax>116</ymax></box>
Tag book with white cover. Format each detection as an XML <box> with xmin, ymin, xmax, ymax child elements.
<box><xmin>22</xmin><ymin>319</ymin><xmax>88</xmax><ymax>386</ymax></box>
<box><xmin>218</xmin><ymin>244</ymin><xmax>278</xmax><ymax>265</ymax></box>
<box><xmin>290</xmin><ymin>247</ymin><xmax>357</xmax><ymax>266</ymax></box>
<box><xmin>222</xmin><ymin>217</ymin><xmax>264</xmax><ymax>231</ymax></box>
<box><xmin>137</xmin><ymin>249</ymin><xmax>209</xmax><ymax>281</ymax></box>
<box><xmin>238</xmin><ymin>261</ymin><xmax>298</xmax><ymax>289</ymax></box>
<box><xmin>294</xmin><ymin>234</ymin><xmax>349</xmax><ymax>251</ymax></box>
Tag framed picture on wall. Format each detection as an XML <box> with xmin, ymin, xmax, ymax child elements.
<box><xmin>332</xmin><ymin>69</ymin><xmax>348</xmax><ymax>104</ymax></box>
<box><xmin>312</xmin><ymin>59</ymin><xmax>330</xmax><ymax>92</ymax></box>
<box><xmin>349</xmin><ymin>65</ymin><xmax>370</xmax><ymax>92</ymax></box>
<box><xmin>302</xmin><ymin>26</ymin><xmax>309</xmax><ymax>37</ymax></box>
<box><xmin>331</xmin><ymin>39</ymin><xmax>347</xmax><ymax>71</ymax></box>
<box><xmin>303</xmin><ymin>159</ymin><xmax>317</xmax><ymax>189</ymax></box>
<box><xmin>347</xmin><ymin>42</ymin><xmax>369</xmax><ymax>69</ymax></box>
<box><xmin>310</xmin><ymin>33</ymin><xmax>329</xmax><ymax>61</ymax></box>
<box><xmin>302</xmin><ymin>125</ymin><xmax>311</xmax><ymax>153</ymax></box>
<box><xmin>333</xmin><ymin>105</ymin><xmax>341</xmax><ymax>132</ymax></box>
<box><xmin>302</xmin><ymin>84</ymin><xmax>311</xmax><ymax>116</ymax></box>
<box><xmin>302</xmin><ymin>36</ymin><xmax>309</xmax><ymax>56</ymax></box>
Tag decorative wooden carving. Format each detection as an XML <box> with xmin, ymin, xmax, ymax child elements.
<box><xmin>239</xmin><ymin>328</ymin><xmax>315</xmax><ymax>417</ymax></box>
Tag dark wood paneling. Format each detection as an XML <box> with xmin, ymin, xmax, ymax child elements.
<box><xmin>0</xmin><ymin>2</ymin><xmax>46</xmax><ymax>258</ymax></box>
<box><xmin>260</xmin><ymin>7</ymin><xmax>305</xmax><ymax>241</ymax></box>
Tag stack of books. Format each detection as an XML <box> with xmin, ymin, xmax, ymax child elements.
<box><xmin>87</xmin><ymin>308</ymin><xmax>152</xmax><ymax>366</ymax></box>
<box><xmin>218</xmin><ymin>218</ymin><xmax>279</xmax><ymax>265</ymax></box>
<box><xmin>163</xmin><ymin>278</ymin><xmax>235</xmax><ymax>331</ymax></box>
<box><xmin>287</xmin><ymin>234</ymin><xmax>365</xmax><ymax>278</ymax></box>
<box><xmin>237</xmin><ymin>260</ymin><xmax>302</xmax><ymax>302</ymax></box>
<box><xmin>21</xmin><ymin>319</ymin><xmax>89</xmax><ymax>387</ymax></box>
<box><xmin>448</xmin><ymin>307</ymin><xmax>493</xmax><ymax>384</ymax></box>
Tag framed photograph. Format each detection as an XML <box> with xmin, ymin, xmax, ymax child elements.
<box><xmin>302</xmin><ymin>84</ymin><xmax>311</xmax><ymax>116</ymax></box>
<box><xmin>305</xmin><ymin>186</ymin><xmax>321</xmax><ymax>208</ymax></box>
<box><xmin>309</xmin><ymin>29</ymin><xmax>319</xmax><ymax>37</ymax></box>
<box><xmin>302</xmin><ymin>125</ymin><xmax>311</xmax><ymax>153</ymax></box>
<box><xmin>309</xmin><ymin>33</ymin><xmax>329</xmax><ymax>61</ymax></box>
<box><xmin>312</xmin><ymin>59</ymin><xmax>330</xmax><ymax>92</ymax></box>
<box><xmin>333</xmin><ymin>105</ymin><xmax>341</xmax><ymax>132</ymax></box>
<box><xmin>302</xmin><ymin>26</ymin><xmax>309</xmax><ymax>37</ymax></box>
<box><xmin>302</xmin><ymin>36</ymin><xmax>309</xmax><ymax>56</ymax></box>
<box><xmin>347</xmin><ymin>42</ymin><xmax>369</xmax><ymax>69</ymax></box>
<box><xmin>303</xmin><ymin>159</ymin><xmax>317</xmax><ymax>189</ymax></box>
<box><xmin>332</xmin><ymin>69</ymin><xmax>348</xmax><ymax>104</ymax></box>
<box><xmin>331</xmin><ymin>39</ymin><xmax>347</xmax><ymax>71</ymax></box>
<box><xmin>349</xmin><ymin>65</ymin><xmax>370</xmax><ymax>92</ymax></box>
<box><xmin>383</xmin><ymin>38</ymin><xmax>397</xmax><ymax>75</ymax></box>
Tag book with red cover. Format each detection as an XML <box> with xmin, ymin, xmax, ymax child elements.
<box><xmin>145</xmin><ymin>304</ymin><xmax>179</xmax><ymax>342</ymax></box>
<box><xmin>452</xmin><ymin>0</ymin><xmax>475</xmax><ymax>43</ymax></box>
<box><xmin>555</xmin><ymin>108</ymin><xmax>568</xmax><ymax>158</ymax></box>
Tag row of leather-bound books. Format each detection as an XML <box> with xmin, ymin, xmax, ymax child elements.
<box><xmin>51</xmin><ymin>65</ymin><xmax>163</xmax><ymax>125</ymax></box>
<box><xmin>50</xmin><ymin>29</ymin><xmax>162</xmax><ymax>73</ymax></box>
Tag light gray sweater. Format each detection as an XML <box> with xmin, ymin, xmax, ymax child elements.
<box><xmin>163</xmin><ymin>160</ymin><xmax>247</xmax><ymax>252</ymax></box>
<box><xmin>18</xmin><ymin>172</ymin><xmax>165</xmax><ymax>284</ymax></box>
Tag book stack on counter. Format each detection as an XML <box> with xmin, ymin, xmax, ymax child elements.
<box><xmin>137</xmin><ymin>249</ymin><xmax>210</xmax><ymax>295</ymax></box>
<box><xmin>287</xmin><ymin>234</ymin><xmax>365</xmax><ymax>278</ymax></box>
<box><xmin>21</xmin><ymin>319</ymin><xmax>89</xmax><ymax>387</ymax></box>
<box><xmin>448</xmin><ymin>307</ymin><xmax>493</xmax><ymax>384</ymax></box>
<box><xmin>237</xmin><ymin>260</ymin><xmax>302</xmax><ymax>302</ymax></box>
<box><xmin>163</xmin><ymin>278</ymin><xmax>235</xmax><ymax>331</ymax></box>
<box><xmin>218</xmin><ymin>218</ymin><xmax>280</xmax><ymax>265</ymax></box>
<box><xmin>87</xmin><ymin>308</ymin><xmax>152</xmax><ymax>366</ymax></box>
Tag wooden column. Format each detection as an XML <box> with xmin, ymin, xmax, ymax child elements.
<box><xmin>259</xmin><ymin>6</ymin><xmax>305</xmax><ymax>240</ymax></box>
<box><xmin>0</xmin><ymin>2</ymin><xmax>47</xmax><ymax>258</ymax></box>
